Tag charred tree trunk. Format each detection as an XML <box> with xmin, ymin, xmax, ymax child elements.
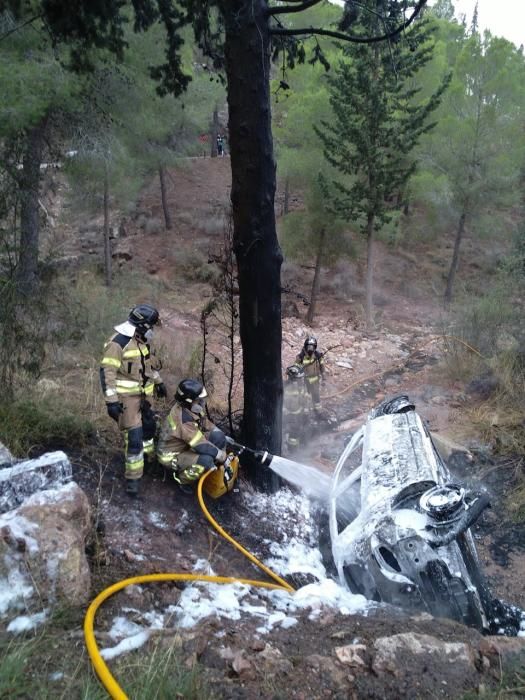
<box><xmin>103</xmin><ymin>162</ymin><xmax>112</xmax><ymax>288</ymax></box>
<box><xmin>223</xmin><ymin>0</ymin><xmax>282</xmax><ymax>491</ymax></box>
<box><xmin>16</xmin><ymin>116</ymin><xmax>48</xmax><ymax>296</ymax></box>
<box><xmin>444</xmin><ymin>207</ymin><xmax>467</xmax><ymax>306</ymax></box>
<box><xmin>306</xmin><ymin>227</ymin><xmax>325</xmax><ymax>325</ymax></box>
<box><xmin>211</xmin><ymin>107</ymin><xmax>219</xmax><ymax>158</ymax></box>
<box><xmin>365</xmin><ymin>212</ymin><xmax>375</xmax><ymax>326</ymax></box>
<box><xmin>159</xmin><ymin>165</ymin><xmax>172</xmax><ymax>230</ymax></box>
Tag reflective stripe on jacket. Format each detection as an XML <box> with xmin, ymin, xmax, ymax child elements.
<box><xmin>295</xmin><ymin>350</ymin><xmax>324</xmax><ymax>381</ymax></box>
<box><xmin>156</xmin><ymin>404</ymin><xmax>218</xmax><ymax>466</ymax></box>
<box><xmin>100</xmin><ymin>332</ymin><xmax>161</xmax><ymax>403</ymax></box>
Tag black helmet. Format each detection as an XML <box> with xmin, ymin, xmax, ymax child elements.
<box><xmin>304</xmin><ymin>336</ymin><xmax>317</xmax><ymax>351</ymax></box>
<box><xmin>176</xmin><ymin>378</ymin><xmax>207</xmax><ymax>405</ymax></box>
<box><xmin>128</xmin><ymin>304</ymin><xmax>161</xmax><ymax>334</ymax></box>
<box><xmin>287</xmin><ymin>364</ymin><xmax>304</xmax><ymax>380</ymax></box>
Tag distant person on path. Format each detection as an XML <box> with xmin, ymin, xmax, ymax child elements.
<box><xmin>99</xmin><ymin>304</ymin><xmax>167</xmax><ymax>497</ymax></box>
<box><xmin>216</xmin><ymin>134</ymin><xmax>224</xmax><ymax>157</ymax></box>
<box><xmin>295</xmin><ymin>336</ymin><xmax>325</xmax><ymax>413</ymax></box>
<box><xmin>156</xmin><ymin>379</ymin><xmax>229</xmax><ymax>493</ymax></box>
<box><xmin>283</xmin><ymin>365</ymin><xmax>309</xmax><ymax>452</ymax></box>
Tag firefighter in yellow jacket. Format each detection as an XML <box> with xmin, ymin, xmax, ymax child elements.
<box><xmin>283</xmin><ymin>365</ymin><xmax>309</xmax><ymax>452</ymax></box>
<box><xmin>156</xmin><ymin>379</ymin><xmax>227</xmax><ymax>492</ymax></box>
<box><xmin>295</xmin><ymin>336</ymin><xmax>325</xmax><ymax>412</ymax></box>
<box><xmin>100</xmin><ymin>304</ymin><xmax>167</xmax><ymax>496</ymax></box>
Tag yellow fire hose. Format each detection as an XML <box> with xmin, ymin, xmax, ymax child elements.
<box><xmin>84</xmin><ymin>334</ymin><xmax>482</xmax><ymax>697</ymax></box>
<box><xmin>84</xmin><ymin>470</ymin><xmax>294</xmax><ymax>700</ymax></box>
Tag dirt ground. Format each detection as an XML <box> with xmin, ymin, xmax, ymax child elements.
<box><xmin>51</xmin><ymin>156</ymin><xmax>525</xmax><ymax>697</ymax></box>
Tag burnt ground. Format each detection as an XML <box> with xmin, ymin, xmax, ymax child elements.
<box><xmin>37</xmin><ymin>156</ymin><xmax>525</xmax><ymax>696</ymax></box>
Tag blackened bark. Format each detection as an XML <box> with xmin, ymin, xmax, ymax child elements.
<box><xmin>16</xmin><ymin>116</ymin><xmax>48</xmax><ymax>295</ymax></box>
<box><xmin>211</xmin><ymin>107</ymin><xmax>219</xmax><ymax>158</ymax></box>
<box><xmin>103</xmin><ymin>163</ymin><xmax>112</xmax><ymax>287</ymax></box>
<box><xmin>223</xmin><ymin>0</ymin><xmax>283</xmax><ymax>491</ymax></box>
<box><xmin>444</xmin><ymin>208</ymin><xmax>467</xmax><ymax>306</ymax></box>
<box><xmin>159</xmin><ymin>165</ymin><xmax>172</xmax><ymax>230</ymax></box>
<box><xmin>306</xmin><ymin>227</ymin><xmax>325</xmax><ymax>324</ymax></box>
<box><xmin>365</xmin><ymin>212</ymin><xmax>375</xmax><ymax>326</ymax></box>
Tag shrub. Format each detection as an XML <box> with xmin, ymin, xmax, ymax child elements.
<box><xmin>0</xmin><ymin>396</ymin><xmax>94</xmax><ymax>458</ymax></box>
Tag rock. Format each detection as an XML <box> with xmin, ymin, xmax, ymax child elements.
<box><xmin>0</xmin><ymin>451</ymin><xmax>72</xmax><ymax>514</ymax></box>
<box><xmin>467</xmin><ymin>371</ymin><xmax>499</xmax><ymax>400</ymax></box>
<box><xmin>335</xmin><ymin>361</ymin><xmax>353</xmax><ymax>370</ymax></box>
<box><xmin>430</xmin><ymin>433</ymin><xmax>473</xmax><ymax>464</ymax></box>
<box><xmin>372</xmin><ymin>633</ymin><xmax>478</xmax><ymax>678</ymax></box>
<box><xmin>334</xmin><ymin>644</ymin><xmax>367</xmax><ymax>667</ymax></box>
<box><xmin>481</xmin><ymin>636</ymin><xmax>525</xmax><ymax>662</ymax></box>
<box><xmin>112</xmin><ymin>241</ymin><xmax>133</xmax><ymax>262</ymax></box>
<box><xmin>0</xmin><ymin>441</ymin><xmax>13</xmax><ymax>468</ymax></box>
<box><xmin>0</xmin><ymin>482</ymin><xmax>91</xmax><ymax>619</ymax></box>
<box><xmin>496</xmin><ymin>332</ymin><xmax>518</xmax><ymax>353</ymax></box>
<box><xmin>259</xmin><ymin>643</ymin><xmax>293</xmax><ymax>674</ymax></box>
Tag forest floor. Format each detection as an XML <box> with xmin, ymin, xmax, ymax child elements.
<box><xmin>39</xmin><ymin>156</ymin><xmax>525</xmax><ymax>697</ymax></box>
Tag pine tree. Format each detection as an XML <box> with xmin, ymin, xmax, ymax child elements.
<box><xmin>317</xmin><ymin>2</ymin><xmax>449</xmax><ymax>325</ymax></box>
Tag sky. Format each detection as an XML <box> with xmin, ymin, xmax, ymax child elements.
<box><xmin>435</xmin><ymin>0</ymin><xmax>525</xmax><ymax>47</ymax></box>
<box><xmin>331</xmin><ymin>1</ymin><xmax>525</xmax><ymax>48</ymax></box>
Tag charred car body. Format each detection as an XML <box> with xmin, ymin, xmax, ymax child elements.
<box><xmin>329</xmin><ymin>396</ymin><xmax>523</xmax><ymax>634</ymax></box>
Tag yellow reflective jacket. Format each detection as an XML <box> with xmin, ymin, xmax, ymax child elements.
<box><xmin>156</xmin><ymin>404</ymin><xmax>218</xmax><ymax>466</ymax></box>
<box><xmin>99</xmin><ymin>332</ymin><xmax>162</xmax><ymax>404</ymax></box>
<box><xmin>283</xmin><ymin>380</ymin><xmax>309</xmax><ymax>416</ymax></box>
<box><xmin>295</xmin><ymin>349</ymin><xmax>325</xmax><ymax>383</ymax></box>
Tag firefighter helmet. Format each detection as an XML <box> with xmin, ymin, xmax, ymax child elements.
<box><xmin>304</xmin><ymin>336</ymin><xmax>317</xmax><ymax>351</ymax></box>
<box><xmin>287</xmin><ymin>365</ymin><xmax>305</xmax><ymax>380</ymax></box>
<box><xmin>128</xmin><ymin>304</ymin><xmax>161</xmax><ymax>333</ymax></box>
<box><xmin>175</xmin><ymin>378</ymin><xmax>208</xmax><ymax>405</ymax></box>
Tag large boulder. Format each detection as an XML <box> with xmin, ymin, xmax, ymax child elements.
<box><xmin>0</xmin><ymin>450</ymin><xmax>72</xmax><ymax>514</ymax></box>
<box><xmin>0</xmin><ymin>481</ymin><xmax>91</xmax><ymax>621</ymax></box>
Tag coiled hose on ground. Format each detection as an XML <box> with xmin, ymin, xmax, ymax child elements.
<box><xmin>84</xmin><ymin>471</ymin><xmax>295</xmax><ymax>700</ymax></box>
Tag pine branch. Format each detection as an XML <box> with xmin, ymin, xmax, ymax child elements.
<box><xmin>270</xmin><ymin>0</ymin><xmax>428</xmax><ymax>44</ymax></box>
<box><xmin>269</xmin><ymin>0</ymin><xmax>323</xmax><ymax>16</ymax></box>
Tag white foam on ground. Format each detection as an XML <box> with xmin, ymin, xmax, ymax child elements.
<box><xmin>7</xmin><ymin>610</ymin><xmax>47</xmax><ymax>633</ymax></box>
<box><xmin>101</xmin><ymin>487</ymin><xmax>370</xmax><ymax>658</ymax></box>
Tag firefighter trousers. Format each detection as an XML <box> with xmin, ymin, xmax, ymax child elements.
<box><xmin>117</xmin><ymin>395</ymin><xmax>157</xmax><ymax>480</ymax></box>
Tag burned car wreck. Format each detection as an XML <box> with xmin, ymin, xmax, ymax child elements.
<box><xmin>329</xmin><ymin>396</ymin><xmax>523</xmax><ymax>634</ymax></box>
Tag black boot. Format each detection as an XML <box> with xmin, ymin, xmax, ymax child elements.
<box><xmin>126</xmin><ymin>478</ymin><xmax>139</xmax><ymax>497</ymax></box>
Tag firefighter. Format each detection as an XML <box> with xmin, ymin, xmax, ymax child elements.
<box><xmin>99</xmin><ymin>304</ymin><xmax>167</xmax><ymax>496</ymax></box>
<box><xmin>283</xmin><ymin>364</ymin><xmax>309</xmax><ymax>452</ymax></box>
<box><xmin>156</xmin><ymin>379</ymin><xmax>228</xmax><ymax>493</ymax></box>
<box><xmin>295</xmin><ymin>336</ymin><xmax>325</xmax><ymax>412</ymax></box>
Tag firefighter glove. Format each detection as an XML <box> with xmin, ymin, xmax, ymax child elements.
<box><xmin>215</xmin><ymin>449</ymin><xmax>227</xmax><ymax>465</ymax></box>
<box><xmin>107</xmin><ymin>402</ymin><xmax>124</xmax><ymax>422</ymax></box>
<box><xmin>154</xmin><ymin>382</ymin><xmax>167</xmax><ymax>399</ymax></box>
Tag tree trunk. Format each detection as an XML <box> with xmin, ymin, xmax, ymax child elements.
<box><xmin>103</xmin><ymin>162</ymin><xmax>112</xmax><ymax>287</ymax></box>
<box><xmin>16</xmin><ymin>116</ymin><xmax>48</xmax><ymax>295</ymax></box>
<box><xmin>306</xmin><ymin>227</ymin><xmax>325</xmax><ymax>325</ymax></box>
<box><xmin>444</xmin><ymin>208</ymin><xmax>467</xmax><ymax>306</ymax></box>
<box><xmin>210</xmin><ymin>107</ymin><xmax>219</xmax><ymax>158</ymax></box>
<box><xmin>282</xmin><ymin>177</ymin><xmax>290</xmax><ymax>215</ymax></box>
<box><xmin>223</xmin><ymin>0</ymin><xmax>283</xmax><ymax>491</ymax></box>
<box><xmin>159</xmin><ymin>165</ymin><xmax>172</xmax><ymax>230</ymax></box>
<box><xmin>365</xmin><ymin>212</ymin><xmax>375</xmax><ymax>326</ymax></box>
